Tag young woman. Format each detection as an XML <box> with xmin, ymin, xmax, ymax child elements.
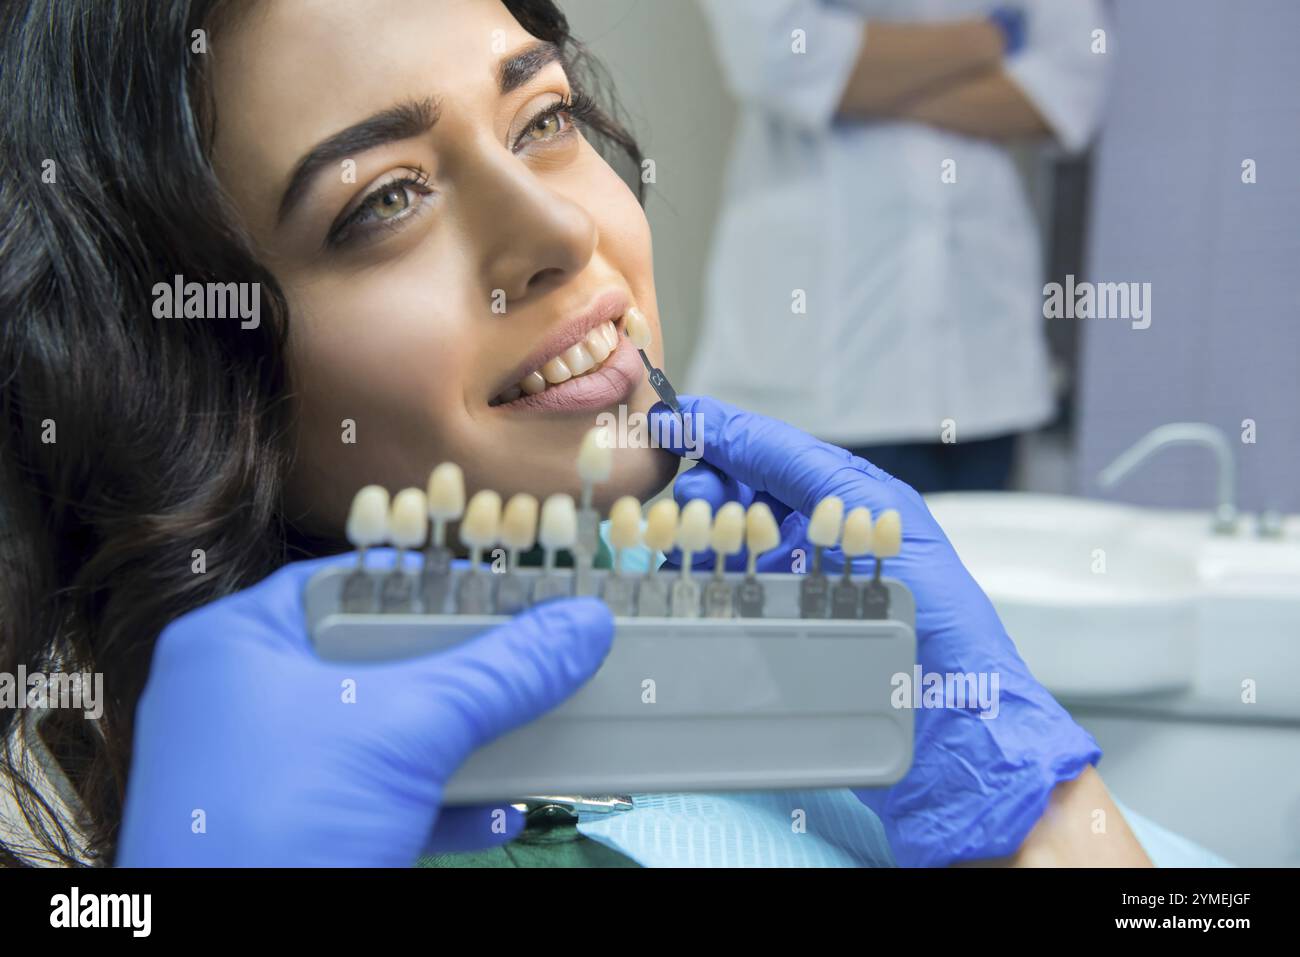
<box><xmin>2</xmin><ymin>0</ymin><xmax>1156</xmax><ymax>868</ymax></box>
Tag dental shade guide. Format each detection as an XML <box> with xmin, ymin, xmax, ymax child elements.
<box><xmin>636</xmin><ymin>498</ymin><xmax>678</xmax><ymax>616</ymax></box>
<box><xmin>308</xmin><ymin>474</ymin><xmax>919</xmax><ymax>801</ymax></box>
<box><xmin>343</xmin><ymin>485</ymin><xmax>390</xmax><ymax>613</ymax></box>
<box><xmin>800</xmin><ymin>496</ymin><xmax>844</xmax><ymax>618</ymax></box>
<box><xmin>671</xmin><ymin>498</ymin><xmax>712</xmax><ymax>617</ymax></box>
<box><xmin>862</xmin><ymin>509</ymin><xmax>901</xmax><ymax>620</ymax></box>
<box><xmin>534</xmin><ymin>493</ymin><xmax>577</xmax><ymax>603</ymax></box>
<box><xmin>497</xmin><ymin>493</ymin><xmax>539</xmax><ymax>614</ymax></box>
<box><xmin>574</xmin><ymin>427</ymin><xmax>613</xmax><ymax>597</ymax></box>
<box><xmin>602</xmin><ymin>496</ymin><xmax>641</xmax><ymax>616</ymax></box>
<box><xmin>703</xmin><ymin>502</ymin><xmax>745</xmax><ymax>617</ymax></box>
<box><xmin>382</xmin><ymin>488</ymin><xmax>427</xmax><ymax>612</ymax></box>
<box><xmin>832</xmin><ymin>507</ymin><xmax>873</xmax><ymax>619</ymax></box>
<box><xmin>737</xmin><ymin>501</ymin><xmax>780</xmax><ymax>617</ymax></box>
<box><xmin>624</xmin><ymin>307</ymin><xmax>681</xmax><ymax>415</ymax></box>
<box><xmin>422</xmin><ymin>463</ymin><xmax>465</xmax><ymax>613</ymax></box>
<box><xmin>456</xmin><ymin>490</ymin><xmax>501</xmax><ymax>614</ymax></box>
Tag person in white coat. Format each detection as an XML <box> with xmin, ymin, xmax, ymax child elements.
<box><xmin>690</xmin><ymin>0</ymin><xmax>1109</xmax><ymax>492</ymax></box>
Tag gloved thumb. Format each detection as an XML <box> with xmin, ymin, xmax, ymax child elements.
<box><xmin>410</xmin><ymin>596</ymin><xmax>615</xmax><ymax>757</ymax></box>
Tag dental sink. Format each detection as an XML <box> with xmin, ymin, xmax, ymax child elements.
<box><xmin>925</xmin><ymin>494</ymin><xmax>1201</xmax><ymax>697</ymax></box>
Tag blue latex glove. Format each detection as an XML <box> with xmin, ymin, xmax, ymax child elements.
<box><xmin>988</xmin><ymin>6</ymin><xmax>1027</xmax><ymax>56</ymax></box>
<box><xmin>117</xmin><ymin>553</ymin><xmax>614</xmax><ymax>866</ymax></box>
<box><xmin>650</xmin><ymin>396</ymin><xmax>1101</xmax><ymax>867</ymax></box>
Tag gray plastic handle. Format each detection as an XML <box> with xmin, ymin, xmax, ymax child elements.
<box><xmin>304</xmin><ymin>565</ymin><xmax>916</xmax><ymax>802</ymax></box>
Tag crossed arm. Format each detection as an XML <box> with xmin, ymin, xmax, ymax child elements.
<box><xmin>835</xmin><ymin>19</ymin><xmax>1050</xmax><ymax>140</ymax></box>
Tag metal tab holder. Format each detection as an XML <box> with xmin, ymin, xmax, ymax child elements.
<box><xmin>303</xmin><ymin>565</ymin><xmax>916</xmax><ymax>804</ymax></box>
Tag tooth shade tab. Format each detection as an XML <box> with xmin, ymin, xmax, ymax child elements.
<box><xmin>625</xmin><ymin>306</ymin><xmax>652</xmax><ymax>350</ymax></box>
<box><xmin>643</xmin><ymin>499</ymin><xmax>680</xmax><ymax>552</ymax></box>
<box><xmin>426</xmin><ymin>463</ymin><xmax>465</xmax><ymax>520</ymax></box>
<box><xmin>346</xmin><ymin>485</ymin><xmax>391</xmax><ymax>548</ymax></box>
<box><xmin>539</xmin><ymin>493</ymin><xmax>578</xmax><ymax>549</ymax></box>
<box><xmin>711</xmin><ymin>501</ymin><xmax>746</xmax><ymax>556</ymax></box>
<box><xmin>841</xmin><ymin>507</ymin><xmax>874</xmax><ymax>558</ymax></box>
<box><xmin>608</xmin><ymin>496</ymin><xmax>643</xmax><ymax>550</ymax></box>
<box><xmin>745</xmin><ymin>502</ymin><xmax>781</xmax><ymax>555</ymax></box>
<box><xmin>460</xmin><ymin>490</ymin><xmax>502</xmax><ymax>549</ymax></box>
<box><xmin>389</xmin><ymin>488</ymin><xmax>429</xmax><ymax>549</ymax></box>
<box><xmin>577</xmin><ymin>426</ymin><xmax>614</xmax><ymax>484</ymax></box>
<box><xmin>807</xmin><ymin>496</ymin><xmax>845</xmax><ymax>548</ymax></box>
<box><xmin>872</xmin><ymin>509</ymin><xmax>903</xmax><ymax>559</ymax></box>
<box><xmin>501</xmin><ymin>493</ymin><xmax>539</xmax><ymax>551</ymax></box>
<box><xmin>677</xmin><ymin>498</ymin><xmax>713</xmax><ymax>553</ymax></box>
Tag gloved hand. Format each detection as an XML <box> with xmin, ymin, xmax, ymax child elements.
<box><xmin>988</xmin><ymin>6</ymin><xmax>1027</xmax><ymax>57</ymax></box>
<box><xmin>116</xmin><ymin>553</ymin><xmax>614</xmax><ymax>866</ymax></box>
<box><xmin>650</xmin><ymin>395</ymin><xmax>1101</xmax><ymax>867</ymax></box>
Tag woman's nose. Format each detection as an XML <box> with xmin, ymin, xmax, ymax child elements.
<box><xmin>465</xmin><ymin>145</ymin><xmax>598</xmax><ymax>305</ymax></box>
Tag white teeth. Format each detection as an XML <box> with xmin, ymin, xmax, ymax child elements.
<box><xmin>541</xmin><ymin>356</ymin><xmax>572</xmax><ymax>384</ymax></box>
<box><xmin>520</xmin><ymin>371</ymin><xmax>547</xmax><ymax>395</ymax></box>
<box><xmin>347</xmin><ymin>485</ymin><xmax>390</xmax><ymax>548</ymax></box>
<box><xmin>585</xmin><ymin>326</ymin><xmax>611</xmax><ymax>362</ymax></box>
<box><xmin>562</xmin><ymin>342</ymin><xmax>596</xmax><ymax>376</ymax></box>
<box><xmin>495</xmin><ymin>318</ymin><xmax>626</xmax><ymax>406</ymax></box>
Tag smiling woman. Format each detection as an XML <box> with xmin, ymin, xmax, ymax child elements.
<box><xmin>0</xmin><ymin>0</ymin><xmax>674</xmax><ymax>866</ymax></box>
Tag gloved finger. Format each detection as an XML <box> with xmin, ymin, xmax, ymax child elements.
<box><xmin>414</xmin><ymin>597</ymin><xmax>615</xmax><ymax>757</ymax></box>
<box><xmin>422</xmin><ymin>804</ymin><xmax>526</xmax><ymax>854</ymax></box>
<box><xmin>650</xmin><ymin>395</ymin><xmax>912</xmax><ymax>518</ymax></box>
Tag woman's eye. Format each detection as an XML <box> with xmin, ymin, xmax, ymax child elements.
<box><xmin>523</xmin><ymin>111</ymin><xmax>565</xmax><ymax>143</ymax></box>
<box><xmin>329</xmin><ymin>172</ymin><xmax>431</xmax><ymax>247</ymax></box>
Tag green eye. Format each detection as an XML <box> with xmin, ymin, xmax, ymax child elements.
<box><xmin>365</xmin><ymin>184</ymin><xmax>411</xmax><ymax>220</ymax></box>
<box><xmin>525</xmin><ymin>112</ymin><xmax>564</xmax><ymax>141</ymax></box>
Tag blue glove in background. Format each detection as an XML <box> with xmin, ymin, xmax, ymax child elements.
<box><xmin>117</xmin><ymin>553</ymin><xmax>614</xmax><ymax>866</ymax></box>
<box><xmin>988</xmin><ymin>6</ymin><xmax>1027</xmax><ymax>57</ymax></box>
<box><xmin>651</xmin><ymin>395</ymin><xmax>1101</xmax><ymax>867</ymax></box>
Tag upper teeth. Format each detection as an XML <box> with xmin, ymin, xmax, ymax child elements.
<box><xmin>495</xmin><ymin>319</ymin><xmax>621</xmax><ymax>405</ymax></box>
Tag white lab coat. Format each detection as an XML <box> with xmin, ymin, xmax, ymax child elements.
<box><xmin>689</xmin><ymin>0</ymin><xmax>1109</xmax><ymax>444</ymax></box>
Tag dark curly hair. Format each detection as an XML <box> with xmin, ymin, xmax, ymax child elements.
<box><xmin>0</xmin><ymin>0</ymin><xmax>643</xmax><ymax>866</ymax></box>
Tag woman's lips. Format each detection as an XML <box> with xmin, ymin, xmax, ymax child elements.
<box><xmin>493</xmin><ymin>333</ymin><xmax>642</xmax><ymax>414</ymax></box>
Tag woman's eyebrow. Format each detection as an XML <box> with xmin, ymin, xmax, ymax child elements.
<box><xmin>275</xmin><ymin>41</ymin><xmax>564</xmax><ymax>227</ymax></box>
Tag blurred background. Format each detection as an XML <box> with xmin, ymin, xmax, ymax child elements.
<box><xmin>560</xmin><ymin>0</ymin><xmax>1300</xmax><ymax>866</ymax></box>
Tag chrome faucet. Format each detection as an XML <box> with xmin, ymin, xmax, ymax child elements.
<box><xmin>1097</xmin><ymin>423</ymin><xmax>1238</xmax><ymax>534</ymax></box>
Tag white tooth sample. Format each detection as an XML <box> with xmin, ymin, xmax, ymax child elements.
<box><xmin>600</xmin><ymin>321</ymin><xmax>620</xmax><ymax>351</ymax></box>
<box><xmin>426</xmin><ymin>463</ymin><xmax>465</xmax><ymax>521</ymax></box>
<box><xmin>584</xmin><ymin>326</ymin><xmax>612</xmax><ymax>362</ymax></box>
<box><xmin>710</xmin><ymin>501</ymin><xmax>746</xmax><ymax>558</ymax></box>
<box><xmin>520</xmin><ymin>371</ymin><xmax>547</xmax><ymax>395</ymax></box>
<box><xmin>872</xmin><ymin>509</ymin><xmax>902</xmax><ymax>559</ymax></box>
<box><xmin>608</xmin><ymin>496</ymin><xmax>642</xmax><ymax>551</ymax></box>
<box><xmin>541</xmin><ymin>356</ymin><xmax>573</xmax><ymax>384</ymax></box>
<box><xmin>807</xmin><ymin>495</ymin><xmax>845</xmax><ymax>548</ymax></box>
<box><xmin>346</xmin><ymin>485</ymin><xmax>390</xmax><ymax>548</ymax></box>
<box><xmin>644</xmin><ymin>499</ymin><xmax>680</xmax><ymax>553</ymax></box>
<box><xmin>501</xmin><ymin>493</ymin><xmax>539</xmax><ymax>551</ymax></box>
<box><xmin>577</xmin><ymin>426</ymin><xmax>614</xmax><ymax>484</ymax></box>
<box><xmin>459</xmin><ymin>490</ymin><xmax>502</xmax><ymax>550</ymax></box>
<box><xmin>745</xmin><ymin>502</ymin><xmax>781</xmax><ymax>557</ymax></box>
<box><xmin>562</xmin><ymin>342</ymin><xmax>596</xmax><ymax>376</ymax></box>
<box><xmin>389</xmin><ymin>488</ymin><xmax>429</xmax><ymax>549</ymax></box>
<box><xmin>539</xmin><ymin>493</ymin><xmax>577</xmax><ymax>550</ymax></box>
<box><xmin>677</xmin><ymin>498</ymin><xmax>713</xmax><ymax>555</ymax></box>
<box><xmin>624</xmin><ymin>306</ymin><xmax>652</xmax><ymax>350</ymax></box>
<box><xmin>841</xmin><ymin>507</ymin><xmax>874</xmax><ymax>558</ymax></box>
